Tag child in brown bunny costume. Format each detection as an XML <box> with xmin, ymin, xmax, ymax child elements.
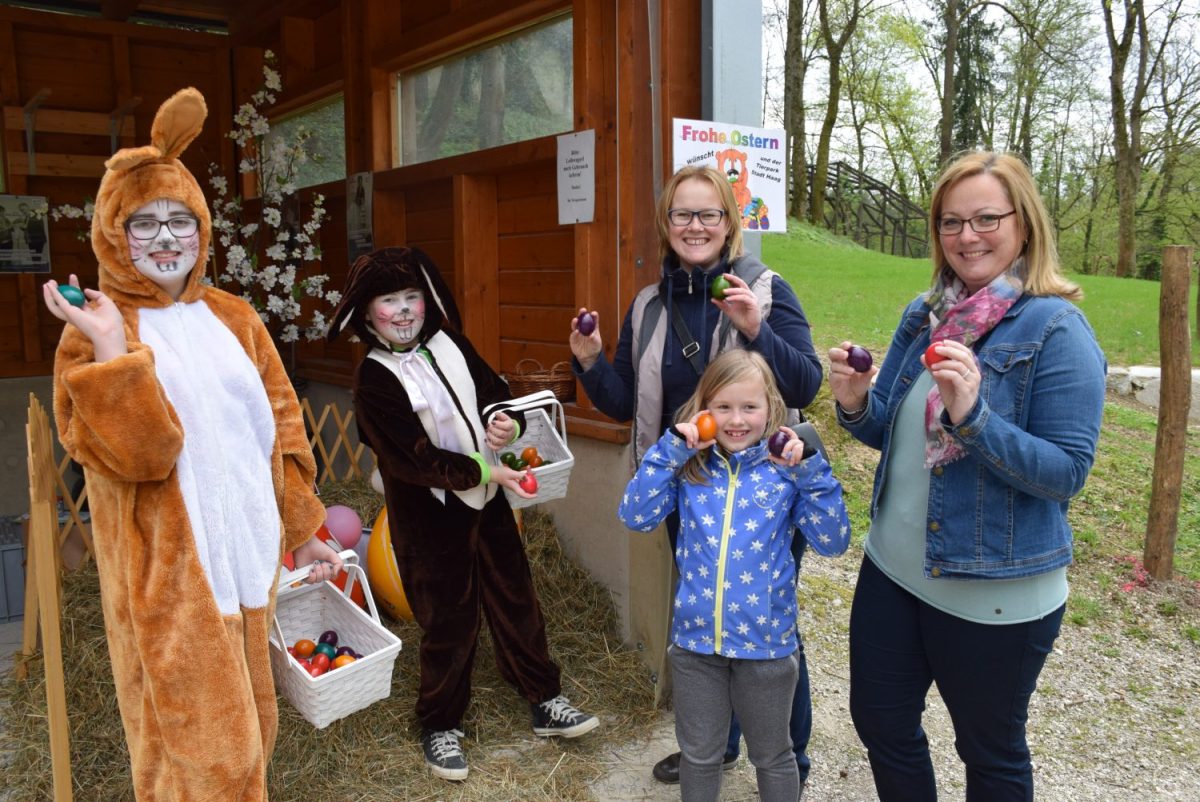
<box><xmin>326</xmin><ymin>247</ymin><xmax>600</xmax><ymax>781</ymax></box>
<box><xmin>43</xmin><ymin>87</ymin><xmax>342</xmax><ymax>800</ymax></box>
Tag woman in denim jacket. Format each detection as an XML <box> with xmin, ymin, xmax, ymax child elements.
<box><xmin>829</xmin><ymin>151</ymin><xmax>1106</xmax><ymax>801</ymax></box>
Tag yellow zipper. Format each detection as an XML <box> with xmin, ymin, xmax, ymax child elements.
<box><xmin>712</xmin><ymin>453</ymin><xmax>740</xmax><ymax>654</ymax></box>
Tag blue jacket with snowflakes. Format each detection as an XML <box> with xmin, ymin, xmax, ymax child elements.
<box><xmin>618</xmin><ymin>427</ymin><xmax>850</xmax><ymax>660</ymax></box>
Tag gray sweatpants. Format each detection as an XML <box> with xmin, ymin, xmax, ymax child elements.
<box><xmin>669</xmin><ymin>644</ymin><xmax>801</xmax><ymax>802</ymax></box>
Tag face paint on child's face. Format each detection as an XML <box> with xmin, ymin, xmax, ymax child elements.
<box><xmin>125</xmin><ymin>198</ymin><xmax>201</xmax><ymax>298</ymax></box>
<box><xmin>368</xmin><ymin>288</ymin><xmax>426</xmax><ymax>348</ymax></box>
<box><xmin>707</xmin><ymin>378</ymin><xmax>770</xmax><ymax>453</ymax></box>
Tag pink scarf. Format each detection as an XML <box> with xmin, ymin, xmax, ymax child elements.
<box><xmin>923</xmin><ymin>262</ymin><xmax>1024</xmax><ymax>468</ymax></box>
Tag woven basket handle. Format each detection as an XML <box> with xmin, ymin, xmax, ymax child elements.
<box><xmin>482</xmin><ymin>390</ymin><xmax>568</xmax><ymax>451</ymax></box>
<box><xmin>273</xmin><ymin>550</ymin><xmax>387</xmax><ymax>646</ymax></box>
<box><xmin>513</xmin><ymin>357</ymin><xmax>544</xmax><ymax>374</ymax></box>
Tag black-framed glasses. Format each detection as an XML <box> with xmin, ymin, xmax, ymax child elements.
<box><xmin>125</xmin><ymin>216</ymin><xmax>199</xmax><ymax>241</ymax></box>
<box><xmin>667</xmin><ymin>208</ymin><xmax>726</xmax><ymax>227</ymax></box>
<box><xmin>935</xmin><ymin>210</ymin><xmax>1016</xmax><ymax>235</ymax></box>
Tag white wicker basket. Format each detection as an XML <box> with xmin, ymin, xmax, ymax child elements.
<box><xmin>269</xmin><ymin>551</ymin><xmax>403</xmax><ymax>729</ymax></box>
<box><xmin>485</xmin><ymin>390</ymin><xmax>575</xmax><ymax>510</ymax></box>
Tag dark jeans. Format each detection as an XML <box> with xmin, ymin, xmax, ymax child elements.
<box><xmin>848</xmin><ymin>555</ymin><xmax>1064</xmax><ymax>801</ymax></box>
<box><xmin>669</xmin><ymin>513</ymin><xmax>812</xmax><ymax>782</ymax></box>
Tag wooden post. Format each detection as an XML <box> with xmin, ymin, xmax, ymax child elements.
<box><xmin>25</xmin><ymin>394</ymin><xmax>74</xmax><ymax>801</ymax></box>
<box><xmin>1144</xmin><ymin>246</ymin><xmax>1193</xmax><ymax>579</ymax></box>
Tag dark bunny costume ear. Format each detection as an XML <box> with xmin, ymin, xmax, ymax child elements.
<box><xmin>325</xmin><ymin>246</ymin><xmax>461</xmax><ymax>345</ymax></box>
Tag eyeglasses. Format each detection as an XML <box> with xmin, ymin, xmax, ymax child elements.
<box><xmin>667</xmin><ymin>208</ymin><xmax>726</xmax><ymax>227</ymax></box>
<box><xmin>125</xmin><ymin>216</ymin><xmax>199</xmax><ymax>241</ymax></box>
<box><xmin>935</xmin><ymin>210</ymin><xmax>1016</xmax><ymax>235</ymax></box>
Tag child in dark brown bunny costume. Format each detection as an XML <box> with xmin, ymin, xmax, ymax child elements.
<box><xmin>326</xmin><ymin>246</ymin><xmax>599</xmax><ymax>781</ymax></box>
<box><xmin>43</xmin><ymin>87</ymin><xmax>341</xmax><ymax>800</ymax></box>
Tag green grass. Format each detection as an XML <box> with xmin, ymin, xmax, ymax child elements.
<box><xmin>763</xmin><ymin>219</ymin><xmax>1199</xmax><ymax>367</ymax></box>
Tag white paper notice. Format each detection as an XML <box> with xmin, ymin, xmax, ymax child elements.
<box><xmin>557</xmin><ymin>130</ymin><xmax>595</xmax><ymax>225</ymax></box>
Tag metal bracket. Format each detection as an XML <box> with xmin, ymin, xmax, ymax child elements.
<box><xmin>109</xmin><ymin>96</ymin><xmax>141</xmax><ymax>154</ymax></box>
<box><xmin>22</xmin><ymin>88</ymin><xmax>51</xmax><ymax>176</ymax></box>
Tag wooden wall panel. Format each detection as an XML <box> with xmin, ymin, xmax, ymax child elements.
<box><xmin>0</xmin><ymin>7</ymin><xmax>230</xmax><ymax>379</ymax></box>
<box><xmin>13</xmin><ymin>31</ymin><xmax>115</xmax><ymax>112</ymax></box>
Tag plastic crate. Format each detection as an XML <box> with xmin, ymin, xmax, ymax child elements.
<box><xmin>0</xmin><ymin>517</ymin><xmax>25</xmax><ymax>623</ymax></box>
<box><xmin>269</xmin><ymin>552</ymin><xmax>402</xmax><ymax>729</ymax></box>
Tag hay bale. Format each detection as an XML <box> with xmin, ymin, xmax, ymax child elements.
<box><xmin>1</xmin><ymin>506</ymin><xmax>656</xmax><ymax>800</ymax></box>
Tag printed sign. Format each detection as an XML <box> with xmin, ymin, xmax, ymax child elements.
<box><xmin>347</xmin><ymin>172</ymin><xmax>373</xmax><ymax>262</ymax></box>
<box><xmin>0</xmin><ymin>194</ymin><xmax>51</xmax><ymax>273</ymax></box>
<box><xmin>671</xmin><ymin>119</ymin><xmax>786</xmax><ymax>233</ymax></box>
<box><xmin>557</xmin><ymin>129</ymin><xmax>595</xmax><ymax>225</ymax></box>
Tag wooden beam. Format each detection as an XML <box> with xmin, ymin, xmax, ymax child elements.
<box><xmin>7</xmin><ymin>151</ymin><xmax>107</xmax><ymax>178</ymax></box>
<box><xmin>100</xmin><ymin>0</ymin><xmax>143</xmax><ymax>22</ymax></box>
<box><xmin>3</xmin><ymin>107</ymin><xmax>135</xmax><ymax>138</ymax></box>
<box><xmin>280</xmin><ymin>15</ymin><xmax>315</xmax><ymax>85</ymax></box>
<box><xmin>454</xmin><ymin>174</ymin><xmax>500</xmax><ymax>364</ymax></box>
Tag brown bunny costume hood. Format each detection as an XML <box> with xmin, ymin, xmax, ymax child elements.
<box><xmin>52</xmin><ymin>87</ymin><xmax>325</xmax><ymax>801</ymax></box>
<box><xmin>92</xmin><ymin>87</ymin><xmax>212</xmax><ymax>309</ymax></box>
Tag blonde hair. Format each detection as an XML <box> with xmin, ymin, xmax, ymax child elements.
<box><xmin>929</xmin><ymin>151</ymin><xmax>1081</xmax><ymax>300</ymax></box>
<box><xmin>673</xmin><ymin>350</ymin><xmax>787</xmax><ymax>484</ymax></box>
<box><xmin>655</xmin><ymin>165</ymin><xmax>744</xmax><ymax>264</ymax></box>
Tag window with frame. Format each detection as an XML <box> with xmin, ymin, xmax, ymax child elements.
<box><xmin>396</xmin><ymin>15</ymin><xmax>573</xmax><ymax>166</ymax></box>
<box><xmin>265</xmin><ymin>94</ymin><xmax>347</xmax><ymax>190</ymax></box>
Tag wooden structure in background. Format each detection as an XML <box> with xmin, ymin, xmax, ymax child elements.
<box><xmin>1144</xmin><ymin>245</ymin><xmax>1193</xmax><ymax>579</ymax></box>
<box><xmin>22</xmin><ymin>394</ymin><xmax>74</xmax><ymax>801</ymax></box>
<box><xmin>0</xmin><ymin>0</ymin><xmax>706</xmax><ymax>449</ymax></box>
<box><xmin>808</xmin><ymin>160</ymin><xmax>928</xmax><ymax>258</ymax></box>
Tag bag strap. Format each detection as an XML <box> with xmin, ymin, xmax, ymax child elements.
<box><xmin>670</xmin><ymin>302</ymin><xmax>707</xmax><ymax>377</ymax></box>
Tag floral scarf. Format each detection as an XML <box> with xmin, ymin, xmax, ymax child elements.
<box><xmin>923</xmin><ymin>259</ymin><xmax>1025</xmax><ymax>468</ymax></box>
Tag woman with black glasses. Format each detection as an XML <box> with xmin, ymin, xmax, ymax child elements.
<box><xmin>568</xmin><ymin>164</ymin><xmax>824</xmax><ymax>794</ymax></box>
<box><xmin>829</xmin><ymin>151</ymin><xmax>1106</xmax><ymax>800</ymax></box>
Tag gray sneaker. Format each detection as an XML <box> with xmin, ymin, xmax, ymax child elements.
<box><xmin>531</xmin><ymin>694</ymin><xmax>600</xmax><ymax>738</ymax></box>
<box><xmin>422</xmin><ymin>728</ymin><xmax>468</xmax><ymax>781</ymax></box>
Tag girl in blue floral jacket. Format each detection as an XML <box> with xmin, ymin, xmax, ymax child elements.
<box><xmin>619</xmin><ymin>349</ymin><xmax>849</xmax><ymax>802</ymax></box>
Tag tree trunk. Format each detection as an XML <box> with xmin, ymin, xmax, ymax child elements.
<box><xmin>785</xmin><ymin>0</ymin><xmax>809</xmax><ymax>220</ymax></box>
<box><xmin>1144</xmin><ymin>246</ymin><xmax>1193</xmax><ymax>579</ymax></box>
<box><xmin>939</xmin><ymin>0</ymin><xmax>959</xmax><ymax>167</ymax></box>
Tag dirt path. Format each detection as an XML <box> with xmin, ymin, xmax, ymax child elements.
<box><xmin>591</xmin><ymin>551</ymin><xmax>1200</xmax><ymax>801</ymax></box>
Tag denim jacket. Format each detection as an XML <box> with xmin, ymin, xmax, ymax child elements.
<box><xmin>839</xmin><ymin>293</ymin><xmax>1106</xmax><ymax>580</ymax></box>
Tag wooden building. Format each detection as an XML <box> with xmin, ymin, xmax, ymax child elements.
<box><xmin>0</xmin><ymin>0</ymin><xmax>760</xmax><ymax>673</ymax></box>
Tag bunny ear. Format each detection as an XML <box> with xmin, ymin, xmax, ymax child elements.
<box><xmin>104</xmin><ymin>144</ymin><xmax>164</xmax><ymax>173</ymax></box>
<box><xmin>151</xmin><ymin>87</ymin><xmax>207</xmax><ymax>160</ymax></box>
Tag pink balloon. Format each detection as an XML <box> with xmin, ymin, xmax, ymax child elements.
<box><xmin>324</xmin><ymin>505</ymin><xmax>362</xmax><ymax>550</ymax></box>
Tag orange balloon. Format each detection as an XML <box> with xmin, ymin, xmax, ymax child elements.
<box><xmin>366</xmin><ymin>509</ymin><xmax>414</xmax><ymax>621</ymax></box>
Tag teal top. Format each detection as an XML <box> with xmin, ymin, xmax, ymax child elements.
<box><xmin>864</xmin><ymin>371</ymin><xmax>1067</xmax><ymax>624</ymax></box>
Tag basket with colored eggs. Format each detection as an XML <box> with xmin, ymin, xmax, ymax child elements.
<box><xmin>268</xmin><ymin>550</ymin><xmax>403</xmax><ymax>729</ymax></box>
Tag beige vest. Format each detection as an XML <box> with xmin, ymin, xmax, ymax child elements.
<box><xmin>627</xmin><ymin>257</ymin><xmax>780</xmax><ymax>471</ymax></box>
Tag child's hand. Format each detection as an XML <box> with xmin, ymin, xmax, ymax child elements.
<box><xmin>678</xmin><ymin>410</ymin><xmax>717</xmax><ymax>450</ymax></box>
<box><xmin>491</xmin><ymin>463</ymin><xmax>536</xmax><ymax>499</ymax></box>
<box><xmin>43</xmin><ymin>276</ymin><xmax>128</xmax><ymax>362</ymax></box>
<box><xmin>293</xmin><ymin>535</ymin><xmax>344</xmax><ymax>584</ymax></box>
<box><xmin>486</xmin><ymin>411</ymin><xmax>516</xmax><ymax>451</ymax></box>
<box><xmin>766</xmin><ymin>426</ymin><xmax>809</xmax><ymax>467</ymax></box>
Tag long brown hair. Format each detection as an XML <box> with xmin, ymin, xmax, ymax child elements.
<box><xmin>673</xmin><ymin>350</ymin><xmax>787</xmax><ymax>485</ymax></box>
<box><xmin>655</xmin><ymin>165</ymin><xmax>744</xmax><ymax>265</ymax></box>
<box><xmin>929</xmin><ymin>151</ymin><xmax>1081</xmax><ymax>300</ymax></box>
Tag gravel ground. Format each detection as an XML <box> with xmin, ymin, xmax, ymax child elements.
<box><xmin>592</xmin><ymin>548</ymin><xmax>1200</xmax><ymax>801</ymax></box>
